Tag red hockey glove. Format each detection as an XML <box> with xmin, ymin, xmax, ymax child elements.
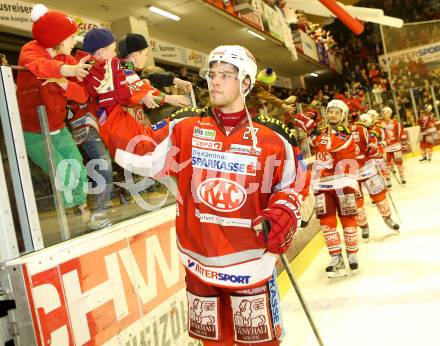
<box><xmin>366</xmin><ymin>143</ymin><xmax>379</xmax><ymax>157</ymax></box>
<box><xmin>252</xmin><ymin>198</ymin><xmax>302</xmax><ymax>254</ymax></box>
<box><xmin>83</xmin><ymin>61</ymin><xmax>106</xmax><ymax>97</ymax></box>
<box><xmin>293</xmin><ymin>113</ymin><xmax>317</xmax><ymax>136</ymax></box>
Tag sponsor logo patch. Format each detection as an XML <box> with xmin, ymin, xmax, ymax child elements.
<box><xmin>195</xmin><ymin>209</ymin><xmax>251</xmax><ymax>228</ymax></box>
<box><xmin>197</xmin><ymin>178</ymin><xmax>247</xmax><ymax>212</ymax></box>
<box><xmin>188</xmin><ymin>292</ymin><xmax>219</xmax><ymax>340</ymax></box>
<box><xmin>194</xmin><ymin>127</ymin><xmax>216</xmax><ymax>140</ymax></box>
<box><xmin>231</xmin><ymin>294</ymin><xmax>272</xmax><ymax>343</ymax></box>
<box><xmin>187</xmin><ymin>260</ymin><xmax>251</xmax><ymax>284</ymax></box>
<box><xmin>150</xmin><ymin>120</ymin><xmax>167</xmax><ymax>131</ymax></box>
<box><xmin>191</xmin><ymin>148</ymin><xmax>257</xmax><ymax>176</ymax></box>
<box><xmin>229</xmin><ymin>144</ymin><xmax>262</xmax><ymax>156</ymax></box>
<box><xmin>192</xmin><ymin>138</ymin><xmax>222</xmax><ymax>150</ymax></box>
<box><xmin>268</xmin><ymin>271</ymin><xmax>284</xmax><ymax>340</ymax></box>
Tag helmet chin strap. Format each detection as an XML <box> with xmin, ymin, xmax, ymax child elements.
<box><xmin>240</xmin><ymin>81</ymin><xmax>258</xmax><ymax>149</ymax></box>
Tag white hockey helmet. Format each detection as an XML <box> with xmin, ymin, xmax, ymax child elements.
<box><xmin>359</xmin><ymin>113</ymin><xmax>374</xmax><ymax>127</ymax></box>
<box><xmin>424</xmin><ymin>104</ymin><xmax>433</xmax><ymax>112</ymax></box>
<box><xmin>367</xmin><ymin>109</ymin><xmax>379</xmax><ymax>121</ymax></box>
<box><xmin>326</xmin><ymin>99</ymin><xmax>349</xmax><ymax>120</ymax></box>
<box><xmin>383</xmin><ymin>106</ymin><xmax>393</xmax><ymax>115</ymax></box>
<box><xmin>201</xmin><ymin>45</ymin><xmax>257</xmax><ymax>94</ymax></box>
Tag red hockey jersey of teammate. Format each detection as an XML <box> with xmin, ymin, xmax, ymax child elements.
<box><xmin>101</xmin><ymin>105</ymin><xmax>307</xmax><ymax>289</ymax></box>
<box><xmin>380</xmin><ymin>118</ymin><xmax>407</xmax><ymax>152</ymax></box>
<box><xmin>350</xmin><ymin>122</ymin><xmax>379</xmax><ymax>181</ymax></box>
<box><xmin>418</xmin><ymin>110</ymin><xmax>436</xmax><ymax>135</ymax></box>
<box><xmin>311</xmin><ymin>125</ymin><xmax>358</xmax><ymax>191</ymax></box>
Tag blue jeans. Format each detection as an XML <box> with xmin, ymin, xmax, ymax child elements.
<box><xmin>81</xmin><ymin>128</ymin><xmax>113</xmax><ymax>211</ymax></box>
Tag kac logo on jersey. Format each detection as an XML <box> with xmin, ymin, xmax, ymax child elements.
<box><xmin>197</xmin><ymin>178</ymin><xmax>247</xmax><ymax>212</ymax></box>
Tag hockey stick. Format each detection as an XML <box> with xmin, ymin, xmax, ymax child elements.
<box><xmin>391</xmin><ymin>169</ymin><xmax>402</xmax><ymax>185</ymax></box>
<box><xmin>262</xmin><ymin>220</ymin><xmax>325</xmax><ymax>346</ymax></box>
<box><xmin>387</xmin><ymin>191</ymin><xmax>402</xmax><ymax>225</ymax></box>
<box><xmin>299</xmin><ymin>197</ymin><xmax>316</xmax><ymax>228</ymax></box>
<box><xmin>190</xmin><ymin>88</ymin><xmax>197</xmax><ymax>108</ymax></box>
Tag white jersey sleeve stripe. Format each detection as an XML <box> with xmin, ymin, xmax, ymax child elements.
<box><xmin>114</xmin><ymin>118</ymin><xmax>186</xmax><ymax>176</ymax></box>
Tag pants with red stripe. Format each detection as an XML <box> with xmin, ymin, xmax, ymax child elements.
<box><xmin>356</xmin><ymin>179</ymin><xmax>391</xmax><ymax>229</ymax></box>
<box><xmin>314</xmin><ymin>187</ymin><xmax>358</xmax><ymax>255</ymax></box>
<box><xmin>384</xmin><ymin>150</ymin><xmax>405</xmax><ymax>181</ymax></box>
<box><xmin>420</xmin><ymin>133</ymin><xmax>435</xmax><ymax>159</ymax></box>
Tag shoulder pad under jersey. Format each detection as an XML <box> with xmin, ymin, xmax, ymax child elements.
<box><xmin>254</xmin><ymin>115</ymin><xmax>298</xmax><ymax>146</ymax></box>
<box><xmin>170</xmin><ymin>106</ymin><xmax>209</xmax><ymax>120</ymax></box>
<box><xmin>355</xmin><ymin>121</ymin><xmax>368</xmax><ymax>129</ymax></box>
<box><xmin>370</xmin><ymin>129</ymin><xmax>381</xmax><ymax>139</ymax></box>
<box><xmin>337</xmin><ymin>126</ymin><xmax>351</xmax><ymax>135</ymax></box>
<box><xmin>374</xmin><ymin>123</ymin><xmax>384</xmax><ymax>129</ymax></box>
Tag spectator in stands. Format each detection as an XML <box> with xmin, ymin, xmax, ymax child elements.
<box><xmin>178</xmin><ymin>66</ymin><xmax>190</xmax><ymax>82</ymax></box>
<box><xmin>16</xmin><ymin>4</ymin><xmax>93</xmax><ymax>226</ymax></box>
<box><xmin>66</xmin><ymin>28</ymin><xmax>119</xmax><ymax>229</ymax></box>
<box><xmin>248</xmin><ymin>67</ymin><xmax>296</xmax><ymax>117</ymax></box>
<box><xmin>0</xmin><ymin>53</ymin><xmax>8</xmax><ymax>66</ymax></box>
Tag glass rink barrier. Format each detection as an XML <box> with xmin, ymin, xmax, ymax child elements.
<box><xmin>377</xmin><ymin>20</ymin><xmax>440</xmax><ymax>126</ymax></box>
<box><xmin>0</xmin><ymin>66</ymin><xmax>320</xmax><ymax>345</ymax></box>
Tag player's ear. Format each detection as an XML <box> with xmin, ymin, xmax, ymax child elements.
<box><xmin>241</xmin><ymin>77</ymin><xmax>251</xmax><ymax>94</ymax></box>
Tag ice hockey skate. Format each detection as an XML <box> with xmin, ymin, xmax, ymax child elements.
<box><xmin>384</xmin><ymin>217</ymin><xmax>400</xmax><ymax>233</ymax></box>
<box><xmin>326</xmin><ymin>254</ymin><xmax>347</xmax><ymax>278</ymax></box>
<box><xmin>347</xmin><ymin>253</ymin><xmax>359</xmax><ymax>271</ymax></box>
<box><xmin>386</xmin><ymin>178</ymin><xmax>392</xmax><ymax>188</ymax></box>
<box><xmin>361</xmin><ymin>226</ymin><xmax>370</xmax><ymax>240</ymax></box>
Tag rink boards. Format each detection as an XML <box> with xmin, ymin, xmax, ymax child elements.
<box><xmin>6</xmin><ymin>205</ymin><xmax>197</xmax><ymax>345</ymax></box>
<box><xmin>5</xmin><ymin>198</ymin><xmax>319</xmax><ymax>346</ymax></box>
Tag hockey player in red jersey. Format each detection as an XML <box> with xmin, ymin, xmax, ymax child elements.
<box><xmin>310</xmin><ymin>99</ymin><xmax>359</xmax><ymax>278</ymax></box>
<box><xmin>418</xmin><ymin>104</ymin><xmax>437</xmax><ymax>162</ymax></box>
<box><xmin>354</xmin><ymin>113</ymin><xmax>400</xmax><ymax>240</ymax></box>
<box><xmin>86</xmin><ymin>45</ymin><xmax>308</xmax><ymax>345</ymax></box>
<box><xmin>366</xmin><ymin>109</ymin><xmax>387</xmax><ymax>173</ymax></box>
<box><xmin>380</xmin><ymin>107</ymin><xmax>407</xmax><ymax>187</ymax></box>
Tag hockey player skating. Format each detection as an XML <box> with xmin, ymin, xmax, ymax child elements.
<box><xmin>380</xmin><ymin>107</ymin><xmax>407</xmax><ymax>188</ymax></box>
<box><xmin>355</xmin><ymin>113</ymin><xmax>400</xmax><ymax>240</ymax></box>
<box><xmin>418</xmin><ymin>104</ymin><xmax>437</xmax><ymax>162</ymax></box>
<box><xmin>86</xmin><ymin>45</ymin><xmax>308</xmax><ymax>345</ymax></box>
<box><xmin>309</xmin><ymin>99</ymin><xmax>359</xmax><ymax>278</ymax></box>
<box><xmin>366</xmin><ymin>109</ymin><xmax>386</xmax><ymax>168</ymax></box>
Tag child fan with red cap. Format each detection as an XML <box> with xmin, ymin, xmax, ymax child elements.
<box><xmin>16</xmin><ymin>4</ymin><xmax>95</xmax><ymax>227</ymax></box>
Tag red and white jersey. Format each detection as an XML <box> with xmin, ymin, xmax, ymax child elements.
<box><xmin>380</xmin><ymin>119</ymin><xmax>407</xmax><ymax>152</ymax></box>
<box><xmin>311</xmin><ymin>126</ymin><xmax>358</xmax><ymax>191</ymax></box>
<box><xmin>122</xmin><ymin>67</ymin><xmax>164</xmax><ymax>123</ymax></box>
<box><xmin>350</xmin><ymin>123</ymin><xmax>380</xmax><ymax>181</ymax></box>
<box><xmin>418</xmin><ymin>113</ymin><xmax>436</xmax><ymax>135</ymax></box>
<box><xmin>100</xmin><ymin>106</ymin><xmax>308</xmax><ymax>289</ymax></box>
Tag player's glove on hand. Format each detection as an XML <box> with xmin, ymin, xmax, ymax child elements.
<box><xmin>366</xmin><ymin>142</ymin><xmax>379</xmax><ymax>157</ymax></box>
<box><xmin>252</xmin><ymin>199</ymin><xmax>302</xmax><ymax>254</ymax></box>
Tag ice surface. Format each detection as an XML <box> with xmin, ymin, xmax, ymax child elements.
<box><xmin>281</xmin><ymin>155</ymin><xmax>440</xmax><ymax>346</ymax></box>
